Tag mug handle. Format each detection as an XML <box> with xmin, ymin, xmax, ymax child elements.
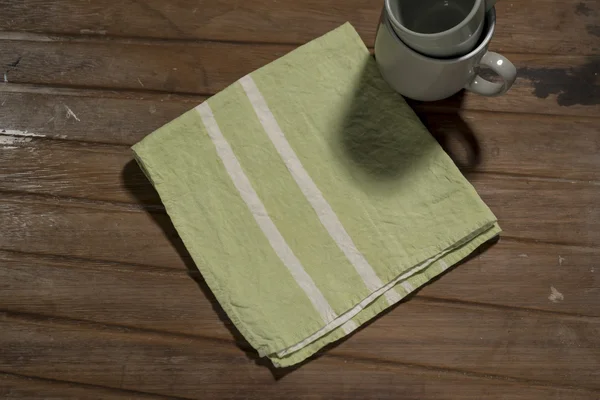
<box><xmin>486</xmin><ymin>0</ymin><xmax>497</xmax><ymax>11</ymax></box>
<box><xmin>464</xmin><ymin>51</ymin><xmax>517</xmax><ymax>97</ymax></box>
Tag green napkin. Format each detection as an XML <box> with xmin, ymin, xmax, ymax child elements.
<box><xmin>132</xmin><ymin>23</ymin><xmax>500</xmax><ymax>367</ymax></box>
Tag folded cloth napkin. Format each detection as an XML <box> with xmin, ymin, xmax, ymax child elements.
<box><xmin>132</xmin><ymin>22</ymin><xmax>501</xmax><ymax>367</ymax></box>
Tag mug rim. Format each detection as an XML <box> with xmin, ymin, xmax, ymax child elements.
<box><xmin>384</xmin><ymin>0</ymin><xmax>483</xmax><ymax>39</ymax></box>
<box><xmin>382</xmin><ymin>7</ymin><xmax>496</xmax><ymax>63</ymax></box>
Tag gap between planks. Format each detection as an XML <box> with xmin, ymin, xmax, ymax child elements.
<box><xmin>1</xmin><ymin>309</ymin><xmax>598</xmax><ymax>395</ymax></box>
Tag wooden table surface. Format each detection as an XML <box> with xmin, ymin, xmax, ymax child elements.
<box><xmin>0</xmin><ymin>0</ymin><xmax>599</xmax><ymax>399</ymax></box>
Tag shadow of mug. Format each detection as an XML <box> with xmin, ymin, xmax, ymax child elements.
<box><xmin>337</xmin><ymin>57</ymin><xmax>482</xmax><ymax>182</ymax></box>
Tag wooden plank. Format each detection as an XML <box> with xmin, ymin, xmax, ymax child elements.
<box><xmin>343</xmin><ymin>300</ymin><xmax>600</xmax><ymax>389</ymax></box>
<box><xmin>2</xmin><ymin>88</ymin><xmax>599</xmax><ymax>152</ymax></box>
<box><xmin>0</xmin><ymin>0</ymin><xmax>598</xmax><ymax>55</ymax></box>
<box><xmin>0</xmin><ymin>195</ymin><xmax>191</xmax><ymax>270</ymax></box>
<box><xmin>0</xmin><ymin>120</ymin><xmax>598</xmax><ymax>206</ymax></box>
<box><xmin>0</xmin><ymin>240</ymin><xmax>597</xmax><ymax>341</ymax></box>
<box><xmin>0</xmin><ymin>313</ymin><xmax>598</xmax><ymax>398</ymax></box>
<box><xmin>0</xmin><ymin>373</ymin><xmax>175</xmax><ymax>400</ymax></box>
<box><xmin>0</xmin><ymin>140</ymin><xmax>160</xmax><ymax>205</ymax></box>
<box><xmin>1</xmin><ymin>93</ymin><xmax>599</xmax><ymax>178</ymax></box>
<box><xmin>493</xmin><ymin>0</ymin><xmax>600</xmax><ymax>55</ymax></box>
<box><xmin>418</xmin><ymin>239</ymin><xmax>600</xmax><ymax>316</ymax></box>
<box><xmin>473</xmin><ymin>175</ymin><xmax>600</xmax><ymax>248</ymax></box>
<box><xmin>0</xmin><ymin>42</ymin><xmax>598</xmax><ymax>116</ymax></box>
<box><xmin>0</xmin><ymin>251</ymin><xmax>235</xmax><ymax>340</ymax></box>
<box><xmin>0</xmin><ymin>39</ymin><xmax>287</xmax><ymax>95</ymax></box>
<box><xmin>420</xmin><ymin>112</ymin><xmax>600</xmax><ymax>181</ymax></box>
<box><xmin>1</xmin><ymin>155</ymin><xmax>598</xmax><ymax>247</ymax></box>
<box><xmin>0</xmin><ymin>87</ymin><xmax>202</xmax><ymax>145</ymax></box>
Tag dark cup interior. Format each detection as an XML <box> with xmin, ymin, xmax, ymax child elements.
<box><xmin>391</xmin><ymin>0</ymin><xmax>477</xmax><ymax>34</ymax></box>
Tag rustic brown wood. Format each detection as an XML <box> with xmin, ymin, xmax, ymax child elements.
<box><xmin>0</xmin><ymin>373</ymin><xmax>175</xmax><ymax>400</ymax></box>
<box><xmin>1</xmin><ymin>171</ymin><xmax>599</xmax><ymax>249</ymax></box>
<box><xmin>0</xmin><ymin>247</ymin><xmax>600</xmax><ymax>387</ymax></box>
<box><xmin>2</xmin><ymin>87</ymin><xmax>599</xmax><ymax>150</ymax></box>
<box><xmin>0</xmin><ymin>0</ymin><xmax>598</xmax><ymax>55</ymax></box>
<box><xmin>1</xmin><ymin>313</ymin><xmax>598</xmax><ymax>399</ymax></box>
<box><xmin>0</xmin><ymin>41</ymin><xmax>598</xmax><ymax>116</ymax></box>
<box><xmin>1</xmin><ymin>245</ymin><xmax>598</xmax><ymax>344</ymax></box>
<box><xmin>0</xmin><ymin>39</ymin><xmax>287</xmax><ymax>95</ymax></box>
<box><xmin>1</xmin><ymin>0</ymin><xmax>599</xmax><ymax>396</ymax></box>
<box><xmin>0</xmin><ymin>194</ymin><xmax>189</xmax><ymax>269</ymax></box>
<box><xmin>1</xmin><ymin>115</ymin><xmax>599</xmax><ymax>201</ymax></box>
<box><xmin>0</xmin><ymin>86</ymin><xmax>203</xmax><ymax>145</ymax></box>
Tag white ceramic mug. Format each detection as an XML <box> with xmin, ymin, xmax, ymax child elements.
<box><xmin>385</xmin><ymin>0</ymin><xmax>497</xmax><ymax>58</ymax></box>
<box><xmin>375</xmin><ymin>7</ymin><xmax>517</xmax><ymax>101</ymax></box>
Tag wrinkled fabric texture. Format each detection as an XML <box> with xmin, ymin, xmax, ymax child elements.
<box><xmin>132</xmin><ymin>23</ymin><xmax>501</xmax><ymax>367</ymax></box>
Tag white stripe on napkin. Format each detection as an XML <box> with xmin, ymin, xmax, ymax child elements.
<box><xmin>342</xmin><ymin>319</ymin><xmax>358</xmax><ymax>334</ymax></box>
<box><xmin>239</xmin><ymin>74</ymin><xmax>401</xmax><ymax>306</ymax></box>
<box><xmin>401</xmin><ymin>282</ymin><xmax>414</xmax><ymax>293</ymax></box>
<box><xmin>196</xmin><ymin>102</ymin><xmax>338</xmax><ymax>324</ymax></box>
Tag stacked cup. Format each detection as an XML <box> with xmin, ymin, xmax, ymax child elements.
<box><xmin>375</xmin><ymin>0</ymin><xmax>517</xmax><ymax>101</ymax></box>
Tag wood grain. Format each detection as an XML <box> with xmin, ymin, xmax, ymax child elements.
<box><xmin>1</xmin><ymin>313</ymin><xmax>598</xmax><ymax>399</ymax></box>
<box><xmin>0</xmin><ymin>120</ymin><xmax>598</xmax><ymax>207</ymax></box>
<box><xmin>0</xmin><ymin>242</ymin><xmax>597</xmax><ymax>338</ymax></box>
<box><xmin>0</xmin><ymin>41</ymin><xmax>598</xmax><ymax>116</ymax></box>
<box><xmin>1</xmin><ymin>0</ymin><xmax>599</xmax><ymax>395</ymax></box>
<box><xmin>2</xmin><ymin>87</ymin><xmax>598</xmax><ymax>152</ymax></box>
<box><xmin>0</xmin><ymin>87</ymin><xmax>202</xmax><ymax>145</ymax></box>
<box><xmin>422</xmin><ymin>112</ymin><xmax>600</xmax><ymax>181</ymax></box>
<box><xmin>0</xmin><ymin>202</ymin><xmax>600</xmax><ymax>318</ymax></box>
<box><xmin>0</xmin><ymin>194</ymin><xmax>190</xmax><ymax>269</ymax></box>
<box><xmin>474</xmin><ymin>175</ymin><xmax>600</xmax><ymax>247</ymax></box>
<box><xmin>0</xmin><ymin>39</ymin><xmax>287</xmax><ymax>95</ymax></box>
<box><xmin>1</xmin><ymin>152</ymin><xmax>598</xmax><ymax>246</ymax></box>
<box><xmin>0</xmin><ymin>91</ymin><xmax>598</xmax><ymax>178</ymax></box>
<box><xmin>0</xmin><ymin>373</ymin><xmax>175</xmax><ymax>400</ymax></box>
<box><xmin>0</xmin><ymin>0</ymin><xmax>598</xmax><ymax>55</ymax></box>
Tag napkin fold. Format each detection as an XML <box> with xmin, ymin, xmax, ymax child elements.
<box><xmin>132</xmin><ymin>23</ymin><xmax>500</xmax><ymax>367</ymax></box>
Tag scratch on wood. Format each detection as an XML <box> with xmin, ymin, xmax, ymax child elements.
<box><xmin>3</xmin><ymin>56</ymin><xmax>23</xmax><ymax>84</ymax></box>
<box><xmin>0</xmin><ymin>32</ymin><xmax>55</xmax><ymax>42</ymax></box>
<box><xmin>7</xmin><ymin>57</ymin><xmax>22</xmax><ymax>69</ymax></box>
<box><xmin>0</xmin><ymin>136</ymin><xmax>31</xmax><ymax>144</ymax></box>
<box><xmin>64</xmin><ymin>105</ymin><xmax>81</xmax><ymax>122</ymax></box>
<box><xmin>548</xmin><ymin>286</ymin><xmax>564</xmax><ymax>303</ymax></box>
<box><xmin>518</xmin><ymin>254</ymin><xmax>528</xmax><ymax>258</ymax></box>
<box><xmin>558</xmin><ymin>255</ymin><xmax>566</xmax><ymax>266</ymax></box>
<box><xmin>0</xmin><ymin>135</ymin><xmax>32</xmax><ymax>149</ymax></box>
<box><xmin>137</xmin><ymin>77</ymin><xmax>145</xmax><ymax>87</ymax></box>
<box><xmin>79</xmin><ymin>28</ymin><xmax>108</xmax><ymax>35</ymax></box>
<box><xmin>0</xmin><ymin>129</ymin><xmax>45</xmax><ymax>138</ymax></box>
